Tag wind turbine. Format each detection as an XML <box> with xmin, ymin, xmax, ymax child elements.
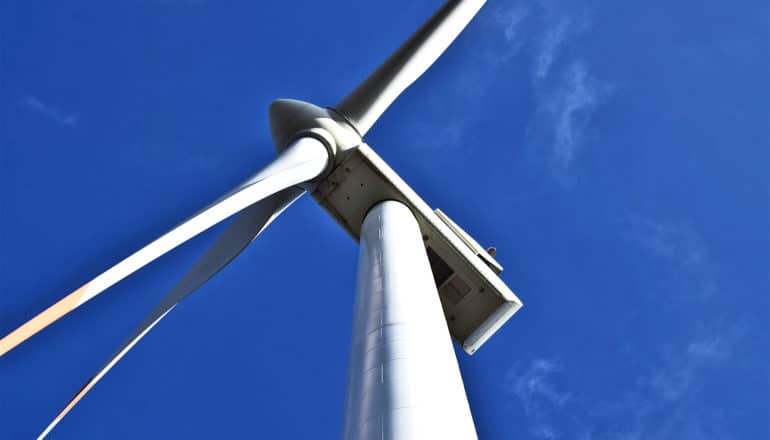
<box><xmin>1</xmin><ymin>0</ymin><xmax>522</xmax><ymax>438</ymax></box>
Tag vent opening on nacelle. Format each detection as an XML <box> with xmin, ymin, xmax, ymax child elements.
<box><xmin>426</xmin><ymin>246</ymin><xmax>472</xmax><ymax>306</ymax></box>
<box><xmin>440</xmin><ymin>274</ymin><xmax>472</xmax><ymax>306</ymax></box>
<box><xmin>426</xmin><ymin>246</ymin><xmax>453</xmax><ymax>287</ymax></box>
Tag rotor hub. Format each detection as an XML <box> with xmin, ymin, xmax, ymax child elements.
<box><xmin>268</xmin><ymin>99</ymin><xmax>362</xmax><ymax>161</ymax></box>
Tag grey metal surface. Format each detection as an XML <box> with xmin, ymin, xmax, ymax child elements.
<box><xmin>313</xmin><ymin>144</ymin><xmax>522</xmax><ymax>353</ymax></box>
<box><xmin>261</xmin><ymin>0</ymin><xmax>519</xmax><ymax>355</ymax></box>
<box><xmin>33</xmin><ymin>137</ymin><xmax>329</xmax><ymax>438</ymax></box>
<box><xmin>344</xmin><ymin>201</ymin><xmax>477</xmax><ymax>440</ymax></box>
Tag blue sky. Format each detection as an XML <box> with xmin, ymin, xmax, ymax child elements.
<box><xmin>1</xmin><ymin>0</ymin><xmax>768</xmax><ymax>439</ymax></box>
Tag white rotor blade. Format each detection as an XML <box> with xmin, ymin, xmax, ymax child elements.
<box><xmin>0</xmin><ymin>136</ymin><xmax>329</xmax><ymax>357</ymax></box>
<box><xmin>336</xmin><ymin>0</ymin><xmax>486</xmax><ymax>135</ymax></box>
<box><xmin>37</xmin><ymin>186</ymin><xmax>304</xmax><ymax>440</ymax></box>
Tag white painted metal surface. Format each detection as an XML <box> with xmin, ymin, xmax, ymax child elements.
<box><xmin>337</xmin><ymin>0</ymin><xmax>487</xmax><ymax>135</ymax></box>
<box><xmin>3</xmin><ymin>1</ymin><xmax>523</xmax><ymax>437</ymax></box>
<box><xmin>0</xmin><ymin>136</ymin><xmax>329</xmax><ymax>358</ymax></box>
<box><xmin>78</xmin><ymin>136</ymin><xmax>330</xmax><ymax>306</ymax></box>
<box><xmin>314</xmin><ymin>143</ymin><xmax>522</xmax><ymax>353</ymax></box>
<box><xmin>344</xmin><ymin>201</ymin><xmax>477</xmax><ymax>440</ymax></box>
<box><xmin>36</xmin><ymin>187</ymin><xmax>306</xmax><ymax>440</ymax></box>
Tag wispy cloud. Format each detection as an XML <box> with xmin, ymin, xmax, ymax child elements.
<box><xmin>505</xmin><ymin>358</ymin><xmax>570</xmax><ymax>439</ymax></box>
<box><xmin>506</xmin><ymin>358</ymin><xmax>571</xmax><ymax>414</ymax></box>
<box><xmin>537</xmin><ymin>61</ymin><xmax>611</xmax><ymax>171</ymax></box>
<box><xmin>534</xmin><ymin>18</ymin><xmax>570</xmax><ymax>80</ymax></box>
<box><xmin>490</xmin><ymin>4</ymin><xmax>530</xmax><ymax>62</ymax></box>
<box><xmin>21</xmin><ymin>96</ymin><xmax>78</xmax><ymax>127</ymax></box>
<box><xmin>627</xmin><ymin>216</ymin><xmax>718</xmax><ymax>299</ymax></box>
<box><xmin>503</xmin><ymin>217</ymin><xmax>746</xmax><ymax>439</ymax></box>
<box><xmin>509</xmin><ymin>333</ymin><xmax>739</xmax><ymax>440</ymax></box>
<box><xmin>686</xmin><ymin>336</ymin><xmax>730</xmax><ymax>361</ymax></box>
<box><xmin>500</xmin><ymin>5</ymin><xmax>529</xmax><ymax>42</ymax></box>
<box><xmin>628</xmin><ymin>326</ymin><xmax>740</xmax><ymax>438</ymax></box>
<box><xmin>531</xmin><ymin>423</ymin><xmax>560</xmax><ymax>440</ymax></box>
<box><xmin>628</xmin><ymin>217</ymin><xmax>703</xmax><ymax>261</ymax></box>
<box><xmin>400</xmin><ymin>1</ymin><xmax>609</xmax><ymax>158</ymax></box>
<box><xmin>594</xmin><ymin>217</ymin><xmax>738</xmax><ymax>438</ymax></box>
<box><xmin>532</xmin><ymin>7</ymin><xmax>592</xmax><ymax>80</ymax></box>
<box><xmin>486</xmin><ymin>2</ymin><xmax>612</xmax><ymax>175</ymax></box>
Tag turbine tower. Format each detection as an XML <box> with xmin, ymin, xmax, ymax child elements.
<box><xmin>1</xmin><ymin>1</ymin><xmax>523</xmax><ymax>438</ymax></box>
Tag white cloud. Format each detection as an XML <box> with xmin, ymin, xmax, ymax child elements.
<box><xmin>687</xmin><ymin>336</ymin><xmax>730</xmax><ymax>361</ymax></box>
<box><xmin>504</xmin><ymin>214</ymin><xmax>743</xmax><ymax>438</ymax></box>
<box><xmin>490</xmin><ymin>4</ymin><xmax>531</xmax><ymax>62</ymax></box>
<box><xmin>409</xmin><ymin>1</ymin><xmax>609</xmax><ymax>161</ymax></box>
<box><xmin>505</xmin><ymin>358</ymin><xmax>571</xmax><ymax>419</ymax></box>
<box><xmin>539</xmin><ymin>61</ymin><xmax>610</xmax><ymax>170</ymax></box>
<box><xmin>629</xmin><ymin>217</ymin><xmax>699</xmax><ymax>260</ymax></box>
<box><xmin>501</xmin><ymin>6</ymin><xmax>530</xmax><ymax>42</ymax></box>
<box><xmin>626</xmin><ymin>328</ymin><xmax>738</xmax><ymax>438</ymax></box>
<box><xmin>534</xmin><ymin>18</ymin><xmax>570</xmax><ymax>80</ymax></box>
<box><xmin>531</xmin><ymin>423</ymin><xmax>560</xmax><ymax>440</ymax></box>
<box><xmin>485</xmin><ymin>1</ymin><xmax>612</xmax><ymax>175</ymax></box>
<box><xmin>644</xmin><ymin>359</ymin><xmax>696</xmax><ymax>402</ymax></box>
<box><xmin>22</xmin><ymin>96</ymin><xmax>77</xmax><ymax>126</ymax></box>
<box><xmin>627</xmin><ymin>216</ymin><xmax>718</xmax><ymax>299</ymax></box>
<box><xmin>509</xmin><ymin>333</ymin><xmax>739</xmax><ymax>440</ymax></box>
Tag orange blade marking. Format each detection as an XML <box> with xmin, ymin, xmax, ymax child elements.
<box><xmin>0</xmin><ymin>283</ymin><xmax>89</xmax><ymax>357</ymax></box>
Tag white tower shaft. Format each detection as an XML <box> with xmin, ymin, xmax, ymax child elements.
<box><xmin>344</xmin><ymin>200</ymin><xmax>477</xmax><ymax>440</ymax></box>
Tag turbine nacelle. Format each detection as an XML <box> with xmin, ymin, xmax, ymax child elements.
<box><xmin>269</xmin><ymin>96</ymin><xmax>521</xmax><ymax>354</ymax></box>
<box><xmin>2</xmin><ymin>2</ymin><xmax>522</xmax><ymax>437</ymax></box>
